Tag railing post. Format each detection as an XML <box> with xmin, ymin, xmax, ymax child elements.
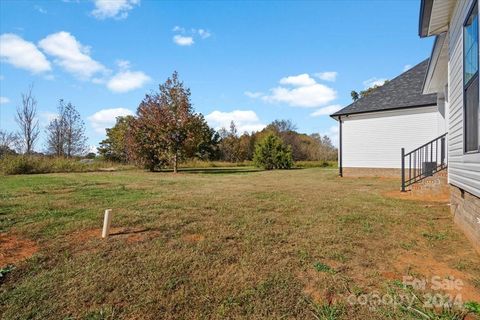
<box><xmin>401</xmin><ymin>147</ymin><xmax>406</xmax><ymax>192</ymax></box>
<box><xmin>441</xmin><ymin>136</ymin><xmax>446</xmax><ymax>165</ymax></box>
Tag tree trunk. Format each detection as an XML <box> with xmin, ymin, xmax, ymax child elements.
<box><xmin>173</xmin><ymin>152</ymin><xmax>178</xmax><ymax>174</ymax></box>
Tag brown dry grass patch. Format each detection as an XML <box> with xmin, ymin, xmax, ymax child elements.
<box><xmin>0</xmin><ymin>233</ymin><xmax>38</xmax><ymax>266</ymax></box>
<box><xmin>0</xmin><ymin>168</ymin><xmax>479</xmax><ymax>319</ymax></box>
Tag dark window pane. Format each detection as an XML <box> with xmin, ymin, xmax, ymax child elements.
<box><xmin>465</xmin><ymin>75</ymin><xmax>479</xmax><ymax>152</ymax></box>
<box><xmin>464</xmin><ymin>2</ymin><xmax>479</xmax><ymax>153</ymax></box>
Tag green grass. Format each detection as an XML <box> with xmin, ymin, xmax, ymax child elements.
<box><xmin>0</xmin><ymin>168</ymin><xmax>479</xmax><ymax>319</ymax></box>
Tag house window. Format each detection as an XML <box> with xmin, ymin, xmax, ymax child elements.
<box><xmin>464</xmin><ymin>1</ymin><xmax>479</xmax><ymax>153</ymax></box>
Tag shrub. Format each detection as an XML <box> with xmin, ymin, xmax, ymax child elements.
<box><xmin>253</xmin><ymin>134</ymin><xmax>293</xmax><ymax>170</ymax></box>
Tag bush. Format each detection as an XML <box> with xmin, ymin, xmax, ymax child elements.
<box><xmin>253</xmin><ymin>134</ymin><xmax>293</xmax><ymax>170</ymax></box>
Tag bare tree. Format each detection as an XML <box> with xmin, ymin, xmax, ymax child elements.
<box><xmin>45</xmin><ymin>117</ymin><xmax>65</xmax><ymax>156</ymax></box>
<box><xmin>16</xmin><ymin>85</ymin><xmax>40</xmax><ymax>154</ymax></box>
<box><xmin>63</xmin><ymin>101</ymin><xmax>87</xmax><ymax>157</ymax></box>
<box><xmin>0</xmin><ymin>130</ymin><xmax>20</xmax><ymax>156</ymax></box>
<box><xmin>45</xmin><ymin>100</ymin><xmax>87</xmax><ymax>157</ymax></box>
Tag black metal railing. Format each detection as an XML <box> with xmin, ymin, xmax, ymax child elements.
<box><xmin>401</xmin><ymin>133</ymin><xmax>447</xmax><ymax>192</ymax></box>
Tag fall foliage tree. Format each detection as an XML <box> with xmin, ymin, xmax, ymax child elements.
<box><xmin>130</xmin><ymin>72</ymin><xmax>210</xmax><ymax>172</ymax></box>
<box><xmin>185</xmin><ymin>114</ymin><xmax>220</xmax><ymax>161</ymax></box>
<box><xmin>218</xmin><ymin>122</ymin><xmax>244</xmax><ymax>162</ymax></box>
<box><xmin>98</xmin><ymin>115</ymin><xmax>134</xmax><ymax>162</ymax></box>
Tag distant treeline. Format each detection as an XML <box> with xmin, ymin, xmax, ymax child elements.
<box><xmin>1</xmin><ymin>73</ymin><xmax>337</xmax><ymax>173</ymax></box>
<box><xmin>98</xmin><ymin>116</ymin><xmax>337</xmax><ymax>168</ymax></box>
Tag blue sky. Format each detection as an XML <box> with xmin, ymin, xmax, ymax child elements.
<box><xmin>0</xmin><ymin>0</ymin><xmax>434</xmax><ymax>151</ymax></box>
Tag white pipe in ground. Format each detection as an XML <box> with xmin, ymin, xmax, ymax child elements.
<box><xmin>102</xmin><ymin>209</ymin><xmax>112</xmax><ymax>238</ymax></box>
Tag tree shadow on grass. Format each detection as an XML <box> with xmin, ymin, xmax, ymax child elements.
<box><xmin>162</xmin><ymin>167</ymin><xmax>305</xmax><ymax>175</ymax></box>
<box><xmin>176</xmin><ymin>167</ymin><xmax>262</xmax><ymax>175</ymax></box>
<box><xmin>109</xmin><ymin>228</ymin><xmax>152</xmax><ymax>236</ymax></box>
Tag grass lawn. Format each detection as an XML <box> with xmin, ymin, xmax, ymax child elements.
<box><xmin>1</xmin><ymin>167</ymin><xmax>479</xmax><ymax>319</ymax></box>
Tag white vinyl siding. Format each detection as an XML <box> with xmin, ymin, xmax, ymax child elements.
<box><xmin>448</xmin><ymin>0</ymin><xmax>480</xmax><ymax>197</ymax></box>
<box><xmin>341</xmin><ymin>107</ymin><xmax>445</xmax><ymax>168</ymax></box>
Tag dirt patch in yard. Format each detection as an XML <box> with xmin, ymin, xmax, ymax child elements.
<box><xmin>0</xmin><ymin>233</ymin><xmax>38</xmax><ymax>266</ymax></box>
<box><xmin>396</xmin><ymin>251</ymin><xmax>480</xmax><ymax>302</ymax></box>
<box><xmin>299</xmin><ymin>269</ymin><xmax>341</xmax><ymax>305</ymax></box>
<box><xmin>182</xmin><ymin>233</ymin><xmax>205</xmax><ymax>243</ymax></box>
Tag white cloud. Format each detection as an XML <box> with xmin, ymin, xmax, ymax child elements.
<box><xmin>173</xmin><ymin>35</ymin><xmax>194</xmax><ymax>46</ymax></box>
<box><xmin>39</xmin><ymin>111</ymin><xmax>59</xmax><ymax>127</ymax></box>
<box><xmin>107</xmin><ymin>70</ymin><xmax>150</xmax><ymax>93</ymax></box>
<box><xmin>250</xmin><ymin>73</ymin><xmax>337</xmax><ymax>108</ymax></box>
<box><xmin>172</xmin><ymin>27</ymin><xmax>211</xmax><ymax>46</ymax></box>
<box><xmin>322</xmin><ymin>125</ymin><xmax>339</xmax><ymax>147</ymax></box>
<box><xmin>34</xmin><ymin>5</ymin><xmax>47</xmax><ymax>14</ymax></box>
<box><xmin>116</xmin><ymin>59</ymin><xmax>131</xmax><ymax>70</ymax></box>
<box><xmin>38</xmin><ymin>31</ymin><xmax>107</xmax><ymax>80</ymax></box>
<box><xmin>279</xmin><ymin>74</ymin><xmax>316</xmax><ymax>87</ymax></box>
<box><xmin>310</xmin><ymin>104</ymin><xmax>343</xmax><ymax>117</ymax></box>
<box><xmin>403</xmin><ymin>64</ymin><xmax>412</xmax><ymax>72</ymax></box>
<box><xmin>91</xmin><ymin>0</ymin><xmax>140</xmax><ymax>20</ymax></box>
<box><xmin>205</xmin><ymin>110</ymin><xmax>266</xmax><ymax>134</ymax></box>
<box><xmin>0</xmin><ymin>96</ymin><xmax>10</xmax><ymax>104</ymax></box>
<box><xmin>88</xmin><ymin>107</ymin><xmax>134</xmax><ymax>134</ymax></box>
<box><xmin>363</xmin><ymin>77</ymin><xmax>387</xmax><ymax>89</ymax></box>
<box><xmin>197</xmin><ymin>29</ymin><xmax>211</xmax><ymax>39</ymax></box>
<box><xmin>0</xmin><ymin>33</ymin><xmax>51</xmax><ymax>73</ymax></box>
<box><xmin>244</xmin><ymin>91</ymin><xmax>263</xmax><ymax>98</ymax></box>
<box><xmin>263</xmin><ymin>84</ymin><xmax>337</xmax><ymax>108</ymax></box>
<box><xmin>172</xmin><ymin>26</ymin><xmax>186</xmax><ymax>33</ymax></box>
<box><xmin>315</xmin><ymin>71</ymin><xmax>337</xmax><ymax>82</ymax></box>
<box><xmin>87</xmin><ymin>145</ymin><xmax>98</xmax><ymax>154</ymax></box>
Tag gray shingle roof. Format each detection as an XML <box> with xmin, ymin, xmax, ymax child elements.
<box><xmin>331</xmin><ymin>59</ymin><xmax>437</xmax><ymax>117</ymax></box>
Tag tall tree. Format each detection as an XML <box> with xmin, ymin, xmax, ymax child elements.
<box><xmin>351</xmin><ymin>91</ymin><xmax>359</xmax><ymax>101</ymax></box>
<box><xmin>45</xmin><ymin>100</ymin><xmax>87</xmax><ymax>157</ymax></box>
<box><xmin>218</xmin><ymin>121</ymin><xmax>244</xmax><ymax>162</ymax></box>
<box><xmin>63</xmin><ymin>101</ymin><xmax>87</xmax><ymax>157</ymax></box>
<box><xmin>185</xmin><ymin>114</ymin><xmax>220</xmax><ymax>161</ymax></box>
<box><xmin>16</xmin><ymin>85</ymin><xmax>39</xmax><ymax>154</ymax></box>
<box><xmin>266</xmin><ymin>119</ymin><xmax>297</xmax><ymax>133</ymax></box>
<box><xmin>131</xmin><ymin>71</ymin><xmax>208</xmax><ymax>172</ymax></box>
<box><xmin>45</xmin><ymin>101</ymin><xmax>66</xmax><ymax>157</ymax></box>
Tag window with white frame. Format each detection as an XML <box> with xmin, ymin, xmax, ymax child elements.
<box><xmin>464</xmin><ymin>0</ymin><xmax>479</xmax><ymax>153</ymax></box>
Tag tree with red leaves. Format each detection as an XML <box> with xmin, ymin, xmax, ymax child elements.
<box><xmin>130</xmin><ymin>72</ymin><xmax>212</xmax><ymax>172</ymax></box>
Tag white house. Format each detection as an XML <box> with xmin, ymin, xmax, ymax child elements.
<box><xmin>419</xmin><ymin>0</ymin><xmax>480</xmax><ymax>253</ymax></box>
<box><xmin>330</xmin><ymin>59</ymin><xmax>447</xmax><ymax>177</ymax></box>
